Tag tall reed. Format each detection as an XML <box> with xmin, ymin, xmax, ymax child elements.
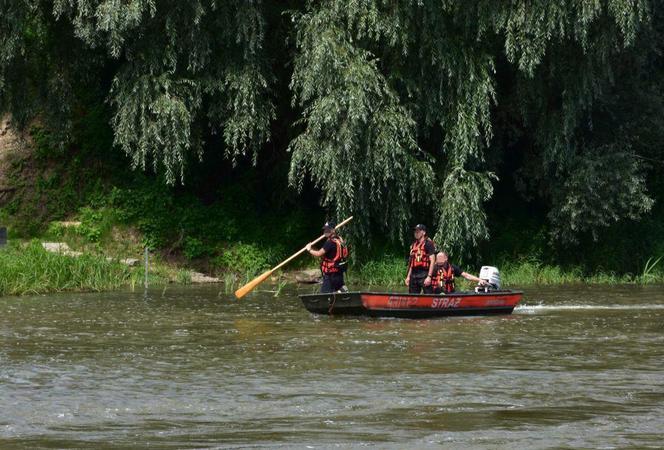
<box><xmin>0</xmin><ymin>241</ymin><xmax>130</xmax><ymax>296</ymax></box>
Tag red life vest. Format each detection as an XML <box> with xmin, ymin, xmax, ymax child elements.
<box><xmin>438</xmin><ymin>263</ymin><xmax>455</xmax><ymax>293</ymax></box>
<box><xmin>432</xmin><ymin>263</ymin><xmax>455</xmax><ymax>292</ymax></box>
<box><xmin>409</xmin><ymin>238</ymin><xmax>434</xmax><ymax>270</ymax></box>
<box><xmin>431</xmin><ymin>265</ymin><xmax>443</xmax><ymax>289</ymax></box>
<box><xmin>321</xmin><ymin>237</ymin><xmax>349</xmax><ymax>274</ymax></box>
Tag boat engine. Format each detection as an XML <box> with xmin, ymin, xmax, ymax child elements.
<box><xmin>475</xmin><ymin>266</ymin><xmax>501</xmax><ymax>292</ymax></box>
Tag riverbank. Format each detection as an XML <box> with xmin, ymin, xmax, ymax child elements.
<box><xmin>0</xmin><ymin>240</ymin><xmax>195</xmax><ymax>297</ymax></box>
<box><xmin>3</xmin><ymin>238</ymin><xmax>663</xmax><ymax>297</ymax></box>
<box><xmin>346</xmin><ymin>256</ymin><xmax>664</xmax><ymax>288</ymax></box>
<box><xmin>2</xmin><ymin>121</ymin><xmax>663</xmax><ymax>298</ymax></box>
<box><xmin>0</xmin><ymin>241</ymin><xmax>131</xmax><ymax>296</ymax></box>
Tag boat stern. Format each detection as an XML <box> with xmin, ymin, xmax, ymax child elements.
<box><xmin>299</xmin><ymin>292</ymin><xmax>365</xmax><ymax>315</ymax></box>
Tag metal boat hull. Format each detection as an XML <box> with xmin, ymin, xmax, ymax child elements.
<box><xmin>299</xmin><ymin>290</ymin><xmax>523</xmax><ymax>318</ymax></box>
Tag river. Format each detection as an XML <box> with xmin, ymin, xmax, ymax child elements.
<box><xmin>2</xmin><ymin>284</ymin><xmax>664</xmax><ymax>448</ymax></box>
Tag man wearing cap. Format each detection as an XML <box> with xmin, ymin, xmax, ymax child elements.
<box><xmin>405</xmin><ymin>224</ymin><xmax>436</xmax><ymax>294</ymax></box>
<box><xmin>306</xmin><ymin>221</ymin><xmax>349</xmax><ymax>293</ymax></box>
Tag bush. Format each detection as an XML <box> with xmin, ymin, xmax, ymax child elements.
<box><xmin>182</xmin><ymin>236</ymin><xmax>209</xmax><ymax>260</ymax></box>
<box><xmin>212</xmin><ymin>242</ymin><xmax>275</xmax><ymax>276</ymax></box>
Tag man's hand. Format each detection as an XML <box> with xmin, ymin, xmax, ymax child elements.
<box><xmin>305</xmin><ymin>243</ymin><xmax>312</xmax><ymax>252</ymax></box>
<box><xmin>424</xmin><ymin>276</ymin><xmax>431</xmax><ymax>287</ymax></box>
<box><xmin>478</xmin><ymin>279</ymin><xmax>488</xmax><ymax>286</ymax></box>
<box><xmin>404</xmin><ymin>276</ymin><xmax>410</xmax><ymax>286</ymax></box>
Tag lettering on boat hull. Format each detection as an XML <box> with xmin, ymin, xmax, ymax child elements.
<box><xmin>431</xmin><ymin>297</ymin><xmax>462</xmax><ymax>309</ymax></box>
<box><xmin>386</xmin><ymin>296</ymin><xmax>418</xmax><ymax>308</ymax></box>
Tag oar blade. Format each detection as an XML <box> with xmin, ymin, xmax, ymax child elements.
<box><xmin>234</xmin><ymin>270</ymin><xmax>273</xmax><ymax>299</ymax></box>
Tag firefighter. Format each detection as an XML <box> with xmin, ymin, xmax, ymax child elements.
<box><xmin>306</xmin><ymin>221</ymin><xmax>349</xmax><ymax>293</ymax></box>
<box><xmin>405</xmin><ymin>224</ymin><xmax>436</xmax><ymax>294</ymax></box>
<box><xmin>431</xmin><ymin>251</ymin><xmax>487</xmax><ymax>294</ymax></box>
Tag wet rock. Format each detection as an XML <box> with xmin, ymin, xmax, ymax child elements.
<box><xmin>42</xmin><ymin>242</ymin><xmax>71</xmax><ymax>252</ymax></box>
<box><xmin>190</xmin><ymin>272</ymin><xmax>221</xmax><ymax>283</ymax></box>
<box><xmin>120</xmin><ymin>258</ymin><xmax>140</xmax><ymax>267</ymax></box>
<box><xmin>41</xmin><ymin>242</ymin><xmax>82</xmax><ymax>257</ymax></box>
<box><xmin>53</xmin><ymin>221</ymin><xmax>82</xmax><ymax>228</ymax></box>
<box><xmin>294</xmin><ymin>268</ymin><xmax>321</xmax><ymax>284</ymax></box>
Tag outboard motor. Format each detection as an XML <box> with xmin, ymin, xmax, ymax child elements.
<box><xmin>475</xmin><ymin>266</ymin><xmax>501</xmax><ymax>292</ymax></box>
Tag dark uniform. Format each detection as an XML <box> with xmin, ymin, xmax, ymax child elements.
<box><xmin>320</xmin><ymin>236</ymin><xmax>347</xmax><ymax>293</ymax></box>
<box><xmin>408</xmin><ymin>237</ymin><xmax>436</xmax><ymax>294</ymax></box>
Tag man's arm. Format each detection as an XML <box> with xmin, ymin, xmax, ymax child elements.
<box><xmin>427</xmin><ymin>254</ymin><xmax>435</xmax><ymax>277</ymax></box>
<box><xmin>423</xmin><ymin>254</ymin><xmax>435</xmax><ymax>286</ymax></box>
<box><xmin>461</xmin><ymin>272</ymin><xmax>487</xmax><ymax>285</ymax></box>
<box><xmin>306</xmin><ymin>243</ymin><xmax>326</xmax><ymax>257</ymax></box>
<box><xmin>404</xmin><ymin>257</ymin><xmax>413</xmax><ymax>286</ymax></box>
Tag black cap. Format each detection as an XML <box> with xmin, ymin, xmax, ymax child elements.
<box><xmin>323</xmin><ymin>221</ymin><xmax>336</xmax><ymax>231</ymax></box>
<box><xmin>414</xmin><ymin>224</ymin><xmax>427</xmax><ymax>232</ymax></box>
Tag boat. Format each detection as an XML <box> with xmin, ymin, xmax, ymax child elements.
<box><xmin>299</xmin><ymin>290</ymin><xmax>523</xmax><ymax>318</ymax></box>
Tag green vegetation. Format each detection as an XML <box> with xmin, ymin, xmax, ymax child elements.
<box><xmin>500</xmin><ymin>257</ymin><xmax>664</xmax><ymax>286</ymax></box>
<box><xmin>1</xmin><ymin>1</ymin><xmax>664</xmax><ymax>295</ymax></box>
<box><xmin>350</xmin><ymin>256</ymin><xmax>409</xmax><ymax>288</ymax></box>
<box><xmin>349</xmin><ymin>257</ymin><xmax>664</xmax><ymax>289</ymax></box>
<box><xmin>2</xmin><ymin>246</ymin><xmax>658</xmax><ymax>296</ymax></box>
<box><xmin>2</xmin><ymin>128</ymin><xmax>664</xmax><ymax>295</ymax></box>
<box><xmin>0</xmin><ymin>241</ymin><xmax>131</xmax><ymax>296</ymax></box>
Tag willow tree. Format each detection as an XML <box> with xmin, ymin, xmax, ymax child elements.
<box><xmin>1</xmin><ymin>0</ymin><xmax>274</xmax><ymax>183</ymax></box>
<box><xmin>288</xmin><ymin>0</ymin><xmax>656</xmax><ymax>255</ymax></box>
<box><xmin>0</xmin><ymin>0</ymin><xmax>659</xmax><ymax>256</ymax></box>
<box><xmin>288</xmin><ymin>1</ymin><xmax>436</xmax><ymax>242</ymax></box>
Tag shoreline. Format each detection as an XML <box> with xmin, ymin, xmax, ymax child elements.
<box><xmin>2</xmin><ymin>242</ymin><xmax>663</xmax><ymax>298</ymax></box>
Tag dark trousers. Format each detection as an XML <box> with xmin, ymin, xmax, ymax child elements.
<box><xmin>409</xmin><ymin>273</ymin><xmax>432</xmax><ymax>294</ymax></box>
<box><xmin>322</xmin><ymin>272</ymin><xmax>345</xmax><ymax>293</ymax></box>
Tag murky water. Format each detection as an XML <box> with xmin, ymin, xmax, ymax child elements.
<box><xmin>1</xmin><ymin>284</ymin><xmax>664</xmax><ymax>449</ymax></box>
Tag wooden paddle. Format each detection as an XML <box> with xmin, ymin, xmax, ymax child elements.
<box><xmin>234</xmin><ymin>216</ymin><xmax>354</xmax><ymax>299</ymax></box>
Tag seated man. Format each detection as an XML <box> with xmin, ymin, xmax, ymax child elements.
<box><xmin>431</xmin><ymin>251</ymin><xmax>486</xmax><ymax>294</ymax></box>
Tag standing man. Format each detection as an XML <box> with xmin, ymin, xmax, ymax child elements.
<box><xmin>431</xmin><ymin>251</ymin><xmax>486</xmax><ymax>294</ymax></box>
<box><xmin>405</xmin><ymin>224</ymin><xmax>436</xmax><ymax>294</ymax></box>
<box><xmin>306</xmin><ymin>221</ymin><xmax>349</xmax><ymax>293</ymax></box>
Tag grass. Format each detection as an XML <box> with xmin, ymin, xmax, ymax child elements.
<box><xmin>175</xmin><ymin>269</ymin><xmax>193</xmax><ymax>284</ymax></box>
<box><xmin>498</xmin><ymin>258</ymin><xmax>664</xmax><ymax>286</ymax></box>
<box><xmin>273</xmin><ymin>279</ymin><xmax>288</xmax><ymax>297</ymax></box>
<box><xmin>0</xmin><ymin>236</ymin><xmax>189</xmax><ymax>296</ymax></box>
<box><xmin>223</xmin><ymin>272</ymin><xmax>237</xmax><ymax>294</ymax></box>
<box><xmin>349</xmin><ymin>255</ymin><xmax>407</xmax><ymax>287</ymax></box>
<box><xmin>640</xmin><ymin>255</ymin><xmax>664</xmax><ymax>283</ymax></box>
<box><xmin>2</xmin><ymin>238</ymin><xmax>663</xmax><ymax>298</ymax></box>
<box><xmin>0</xmin><ymin>240</ymin><xmax>131</xmax><ymax>296</ymax></box>
<box><xmin>499</xmin><ymin>260</ymin><xmax>586</xmax><ymax>285</ymax></box>
<box><xmin>3</xmin><ymin>210</ymin><xmax>664</xmax><ymax>298</ymax></box>
<box><xmin>346</xmin><ymin>256</ymin><xmax>664</xmax><ymax>288</ymax></box>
